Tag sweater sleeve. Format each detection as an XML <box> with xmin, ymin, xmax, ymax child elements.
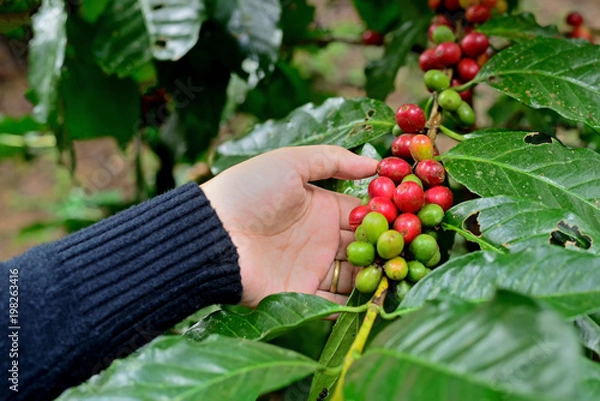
<box><xmin>0</xmin><ymin>182</ymin><xmax>242</xmax><ymax>401</ymax></box>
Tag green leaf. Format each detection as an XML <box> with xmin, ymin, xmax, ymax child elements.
<box><xmin>239</xmin><ymin>60</ymin><xmax>311</xmax><ymax>120</ymax></box>
<box><xmin>351</xmin><ymin>0</ymin><xmax>400</xmax><ymax>32</ymax></box>
<box><xmin>346</xmin><ymin>291</ymin><xmax>582</xmax><ymax>401</ymax></box>
<box><xmin>365</xmin><ymin>20</ymin><xmax>427</xmax><ymax>100</ymax></box>
<box><xmin>155</xmin><ymin>37</ymin><xmax>231</xmax><ymax>161</ymax></box>
<box><xmin>212</xmin><ymin>97</ymin><xmax>395</xmax><ymax>173</ymax></box>
<box><xmin>94</xmin><ymin>0</ymin><xmax>205</xmax><ymax>77</ymax></box>
<box><xmin>578</xmin><ymin>359</ymin><xmax>600</xmax><ymax>401</ymax></box>
<box><xmin>574</xmin><ymin>313</ymin><xmax>600</xmax><ymax>355</ymax></box>
<box><xmin>307</xmin><ymin>290</ymin><xmax>370</xmax><ymax>401</ymax></box>
<box><xmin>0</xmin><ymin>114</ymin><xmax>44</xmax><ymax>134</ymax></box>
<box><xmin>57</xmin><ymin>335</ymin><xmax>319</xmax><ymax>401</ymax></box>
<box><xmin>0</xmin><ymin>0</ymin><xmax>39</xmax><ymax>13</ymax></box>
<box><xmin>478</xmin><ymin>13</ymin><xmax>561</xmax><ymax>42</ymax></box>
<box><xmin>473</xmin><ymin>38</ymin><xmax>600</xmax><ymax>132</ymax></box>
<box><xmin>487</xmin><ymin>94</ymin><xmax>565</xmax><ymax>134</ymax></box>
<box><xmin>444</xmin><ymin>195</ymin><xmax>599</xmax><ymax>255</ymax></box>
<box><xmin>280</xmin><ymin>0</ymin><xmax>315</xmax><ymax>43</ymax></box>
<box><xmin>335</xmin><ymin>143</ymin><xmax>380</xmax><ymax>198</ymax></box>
<box><xmin>79</xmin><ymin>0</ymin><xmax>112</xmax><ymax>23</ymax></box>
<box><xmin>185</xmin><ymin>293</ymin><xmax>348</xmax><ymax>342</ymax></box>
<box><xmin>440</xmin><ymin>131</ymin><xmax>600</xmax><ymax>232</ymax></box>
<box><xmin>211</xmin><ymin>0</ymin><xmax>282</xmax><ymax>80</ymax></box>
<box><xmin>61</xmin><ymin>20</ymin><xmax>140</xmax><ymax>147</ymax></box>
<box><xmin>400</xmin><ymin>246</ymin><xmax>600</xmax><ymax>318</ymax></box>
<box><xmin>28</xmin><ymin>0</ymin><xmax>67</xmax><ymax>123</ymax></box>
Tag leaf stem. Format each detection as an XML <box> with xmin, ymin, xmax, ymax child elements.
<box><xmin>378</xmin><ymin>306</ymin><xmax>420</xmax><ymax>320</ymax></box>
<box><xmin>439</xmin><ymin>125</ymin><xmax>465</xmax><ymax>142</ymax></box>
<box><xmin>331</xmin><ymin>277</ymin><xmax>389</xmax><ymax>401</ymax></box>
<box><xmin>452</xmin><ymin>80</ymin><xmax>477</xmax><ymax>93</ymax></box>
<box><xmin>336</xmin><ymin>304</ymin><xmax>370</xmax><ymax>314</ymax></box>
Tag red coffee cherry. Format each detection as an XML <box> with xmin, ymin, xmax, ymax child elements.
<box><xmin>362</xmin><ymin>30</ymin><xmax>384</xmax><ymax>46</ymax></box>
<box><xmin>391</xmin><ymin>134</ymin><xmax>415</xmax><ymax>159</ymax></box>
<box><xmin>465</xmin><ymin>5</ymin><xmax>491</xmax><ymax>24</ymax></box>
<box><xmin>431</xmin><ymin>14</ymin><xmax>454</xmax><ymax>27</ymax></box>
<box><xmin>444</xmin><ymin>0</ymin><xmax>461</xmax><ymax>11</ymax></box>
<box><xmin>566</xmin><ymin>12</ymin><xmax>584</xmax><ymax>27</ymax></box>
<box><xmin>367</xmin><ymin>197</ymin><xmax>398</xmax><ymax>224</ymax></box>
<box><xmin>424</xmin><ymin>185</ymin><xmax>454</xmax><ymax>212</ymax></box>
<box><xmin>419</xmin><ymin>48</ymin><xmax>444</xmax><ymax>72</ymax></box>
<box><xmin>349</xmin><ymin>205</ymin><xmax>369</xmax><ymax>230</ymax></box>
<box><xmin>409</xmin><ymin>134</ymin><xmax>435</xmax><ymax>162</ymax></box>
<box><xmin>461</xmin><ymin>32</ymin><xmax>489</xmax><ymax>58</ymax></box>
<box><xmin>457</xmin><ymin>58</ymin><xmax>481</xmax><ymax>81</ymax></box>
<box><xmin>393</xmin><ymin>213</ymin><xmax>422</xmax><ymax>244</ymax></box>
<box><xmin>451</xmin><ymin>78</ymin><xmax>473</xmax><ymax>103</ymax></box>
<box><xmin>393</xmin><ymin>181</ymin><xmax>425</xmax><ymax>213</ymax></box>
<box><xmin>434</xmin><ymin>42</ymin><xmax>462</xmax><ymax>66</ymax></box>
<box><xmin>377</xmin><ymin>157</ymin><xmax>412</xmax><ymax>184</ymax></box>
<box><xmin>570</xmin><ymin>26</ymin><xmax>594</xmax><ymax>43</ymax></box>
<box><xmin>480</xmin><ymin>0</ymin><xmax>497</xmax><ymax>9</ymax></box>
<box><xmin>415</xmin><ymin>160</ymin><xmax>446</xmax><ymax>187</ymax></box>
<box><xmin>395</xmin><ymin>104</ymin><xmax>426</xmax><ymax>132</ymax></box>
<box><xmin>368</xmin><ymin>176</ymin><xmax>396</xmax><ymax>200</ymax></box>
<box><xmin>428</xmin><ymin>0</ymin><xmax>442</xmax><ymax>11</ymax></box>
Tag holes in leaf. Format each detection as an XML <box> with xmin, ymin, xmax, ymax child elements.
<box><xmin>154</xmin><ymin>39</ymin><xmax>167</xmax><ymax>49</ymax></box>
<box><xmin>152</xmin><ymin>3</ymin><xmax>164</xmax><ymax>11</ymax></box>
<box><xmin>364</xmin><ymin>109</ymin><xmax>375</xmax><ymax>121</ymax></box>
<box><xmin>463</xmin><ymin>211</ymin><xmax>482</xmax><ymax>237</ymax></box>
<box><xmin>523</xmin><ymin>132</ymin><xmax>555</xmax><ymax>145</ymax></box>
<box><xmin>549</xmin><ymin>221</ymin><xmax>592</xmax><ymax>250</ymax></box>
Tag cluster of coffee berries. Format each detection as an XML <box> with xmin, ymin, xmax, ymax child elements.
<box><xmin>565</xmin><ymin>11</ymin><xmax>594</xmax><ymax>43</ymax></box>
<box><xmin>346</xmin><ymin>104</ymin><xmax>453</xmax><ymax>299</ymax></box>
<box><xmin>421</xmin><ymin>0</ymin><xmax>503</xmax><ymax>107</ymax></box>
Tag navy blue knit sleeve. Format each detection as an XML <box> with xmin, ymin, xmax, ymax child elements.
<box><xmin>0</xmin><ymin>182</ymin><xmax>242</xmax><ymax>401</ymax></box>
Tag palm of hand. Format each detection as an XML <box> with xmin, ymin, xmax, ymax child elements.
<box><xmin>234</xmin><ymin>185</ymin><xmax>344</xmax><ymax>306</ymax></box>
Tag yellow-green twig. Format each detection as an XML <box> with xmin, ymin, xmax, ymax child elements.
<box><xmin>331</xmin><ymin>277</ymin><xmax>389</xmax><ymax>401</ymax></box>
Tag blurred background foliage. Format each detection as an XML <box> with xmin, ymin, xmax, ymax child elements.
<box><xmin>0</xmin><ymin>0</ymin><xmax>598</xmax><ymax>259</ymax></box>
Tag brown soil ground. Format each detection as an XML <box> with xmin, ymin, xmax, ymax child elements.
<box><xmin>1</xmin><ymin>0</ymin><xmax>599</xmax><ymax>260</ymax></box>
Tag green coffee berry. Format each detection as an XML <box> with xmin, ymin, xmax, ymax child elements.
<box><xmin>424</xmin><ymin>70</ymin><xmax>450</xmax><ymax>92</ymax></box>
<box><xmin>407</xmin><ymin>260</ymin><xmax>429</xmax><ymax>282</ymax></box>
<box><xmin>362</xmin><ymin>212</ymin><xmax>389</xmax><ymax>244</ymax></box>
<box><xmin>438</xmin><ymin>89</ymin><xmax>462</xmax><ymax>112</ymax></box>
<box><xmin>425</xmin><ymin>248</ymin><xmax>441</xmax><ymax>267</ymax></box>
<box><xmin>392</xmin><ymin>125</ymin><xmax>402</xmax><ymax>137</ymax></box>
<box><xmin>401</xmin><ymin>174</ymin><xmax>424</xmax><ymax>189</ymax></box>
<box><xmin>456</xmin><ymin>101</ymin><xmax>476</xmax><ymax>126</ymax></box>
<box><xmin>395</xmin><ymin>280</ymin><xmax>413</xmax><ymax>301</ymax></box>
<box><xmin>408</xmin><ymin>233</ymin><xmax>438</xmax><ymax>263</ymax></box>
<box><xmin>355</xmin><ymin>224</ymin><xmax>368</xmax><ymax>242</ymax></box>
<box><xmin>417</xmin><ymin>203</ymin><xmax>445</xmax><ymax>227</ymax></box>
<box><xmin>377</xmin><ymin>230</ymin><xmax>404</xmax><ymax>259</ymax></box>
<box><xmin>355</xmin><ymin>265</ymin><xmax>382</xmax><ymax>293</ymax></box>
<box><xmin>432</xmin><ymin>25</ymin><xmax>456</xmax><ymax>44</ymax></box>
<box><xmin>384</xmin><ymin>256</ymin><xmax>409</xmax><ymax>281</ymax></box>
<box><xmin>423</xmin><ymin>229</ymin><xmax>438</xmax><ymax>241</ymax></box>
<box><xmin>347</xmin><ymin>241</ymin><xmax>375</xmax><ymax>266</ymax></box>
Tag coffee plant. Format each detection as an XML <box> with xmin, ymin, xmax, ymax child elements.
<box><xmin>2</xmin><ymin>0</ymin><xmax>600</xmax><ymax>399</ymax></box>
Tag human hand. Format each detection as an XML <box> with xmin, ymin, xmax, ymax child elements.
<box><xmin>201</xmin><ymin>145</ymin><xmax>378</xmax><ymax>307</ymax></box>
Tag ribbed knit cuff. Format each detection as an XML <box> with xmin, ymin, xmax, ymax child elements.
<box><xmin>55</xmin><ymin>182</ymin><xmax>242</xmax><ymax>324</ymax></box>
<box><xmin>50</xmin><ymin>182</ymin><xmax>242</xmax><ymax>389</ymax></box>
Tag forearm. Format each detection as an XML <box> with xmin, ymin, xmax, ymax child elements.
<box><xmin>0</xmin><ymin>182</ymin><xmax>242</xmax><ymax>400</ymax></box>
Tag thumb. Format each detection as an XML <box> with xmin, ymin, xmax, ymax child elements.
<box><xmin>277</xmin><ymin>145</ymin><xmax>378</xmax><ymax>183</ymax></box>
